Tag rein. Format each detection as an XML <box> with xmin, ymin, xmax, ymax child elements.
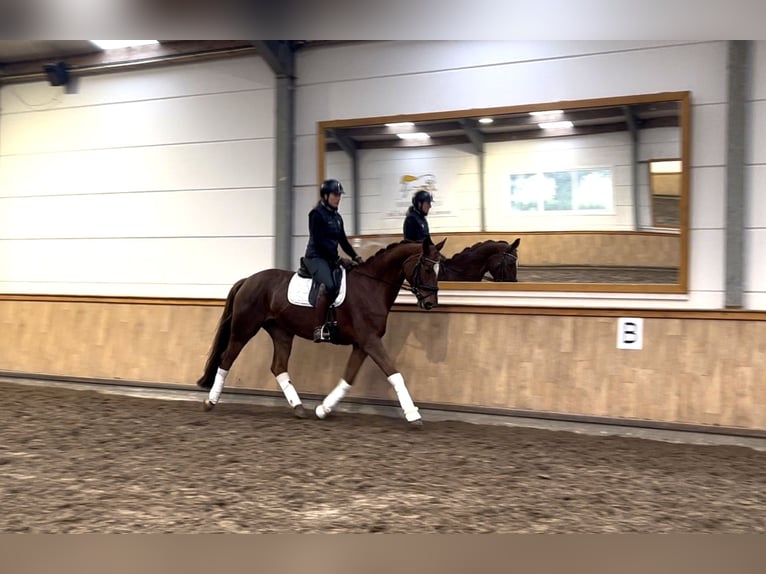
<box><xmin>352</xmin><ymin>254</ymin><xmax>439</xmax><ymax>303</ymax></box>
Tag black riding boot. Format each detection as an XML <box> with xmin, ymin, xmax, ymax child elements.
<box><xmin>313</xmin><ymin>285</ymin><xmax>332</xmax><ymax>343</ymax></box>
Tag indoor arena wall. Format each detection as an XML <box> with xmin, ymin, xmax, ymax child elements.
<box><xmin>1</xmin><ymin>299</ymin><xmax>764</xmax><ymax>432</ymax></box>
<box><xmin>0</xmin><ymin>55</ymin><xmax>276</xmax><ymax>300</ymax></box>
<box><xmin>2</xmin><ymin>42</ymin><xmax>765</xmax><ymax>435</ymax></box>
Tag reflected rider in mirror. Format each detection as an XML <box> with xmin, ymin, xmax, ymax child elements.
<box><xmin>403</xmin><ymin>190</ymin><xmax>433</xmax><ymax>242</ymax></box>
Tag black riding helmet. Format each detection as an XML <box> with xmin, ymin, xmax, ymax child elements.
<box><xmin>412</xmin><ymin>189</ymin><xmax>434</xmax><ymax>207</ymax></box>
<box><xmin>320</xmin><ymin>179</ymin><xmax>345</xmax><ymax>199</ymax></box>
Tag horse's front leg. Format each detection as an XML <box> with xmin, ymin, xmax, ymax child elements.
<box><xmin>362</xmin><ymin>337</ymin><xmax>422</xmax><ymax>426</ymax></box>
<box><xmin>315</xmin><ymin>344</ymin><xmax>367</xmax><ymax>419</ymax></box>
<box><xmin>266</xmin><ymin>325</ymin><xmax>307</xmax><ymax>418</ymax></box>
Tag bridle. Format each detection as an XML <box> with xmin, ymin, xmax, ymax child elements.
<box><xmin>406</xmin><ymin>254</ymin><xmax>440</xmax><ymax>307</ymax></box>
<box><xmin>349</xmin><ymin>248</ymin><xmax>440</xmax><ymax>308</ymax></box>
<box><xmin>491</xmin><ymin>249</ymin><xmax>518</xmax><ymax>282</ymax></box>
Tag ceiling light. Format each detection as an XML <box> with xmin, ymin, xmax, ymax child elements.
<box><xmin>538</xmin><ymin>121</ymin><xmax>574</xmax><ymax>129</ymax></box>
<box><xmin>396</xmin><ymin>132</ymin><xmax>430</xmax><ymax>140</ymax></box>
<box><xmin>478</xmin><ymin>117</ymin><xmax>494</xmax><ymax>124</ymax></box>
<box><xmin>90</xmin><ymin>40</ymin><xmax>160</xmax><ymax>50</ymax></box>
<box><xmin>386</xmin><ymin>122</ymin><xmax>415</xmax><ymax>129</ymax></box>
<box><xmin>530</xmin><ymin>110</ymin><xmax>564</xmax><ymax>116</ymax></box>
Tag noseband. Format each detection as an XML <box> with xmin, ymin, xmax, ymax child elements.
<box><xmin>408</xmin><ymin>255</ymin><xmax>439</xmax><ymax>303</ymax></box>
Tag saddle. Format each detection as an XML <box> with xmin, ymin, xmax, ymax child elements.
<box><xmin>287</xmin><ymin>258</ymin><xmax>347</xmax><ymax>308</ymax></box>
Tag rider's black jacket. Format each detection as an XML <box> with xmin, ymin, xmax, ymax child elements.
<box><xmin>403</xmin><ymin>206</ymin><xmax>430</xmax><ymax>242</ymax></box>
<box><xmin>305</xmin><ymin>200</ymin><xmax>358</xmax><ymax>264</ymax></box>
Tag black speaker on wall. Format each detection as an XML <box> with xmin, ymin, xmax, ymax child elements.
<box><xmin>43</xmin><ymin>61</ymin><xmax>70</xmax><ymax>87</ymax></box>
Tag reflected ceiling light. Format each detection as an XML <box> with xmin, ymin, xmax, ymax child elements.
<box><xmin>90</xmin><ymin>40</ymin><xmax>160</xmax><ymax>50</ymax></box>
<box><xmin>650</xmin><ymin>160</ymin><xmax>682</xmax><ymax>173</ymax></box>
<box><xmin>478</xmin><ymin>117</ymin><xmax>494</xmax><ymax>124</ymax></box>
<box><xmin>538</xmin><ymin>121</ymin><xmax>574</xmax><ymax>129</ymax></box>
<box><xmin>386</xmin><ymin>122</ymin><xmax>415</xmax><ymax>129</ymax></box>
<box><xmin>396</xmin><ymin>132</ymin><xmax>430</xmax><ymax>140</ymax></box>
<box><xmin>529</xmin><ymin>110</ymin><xmax>564</xmax><ymax>116</ymax></box>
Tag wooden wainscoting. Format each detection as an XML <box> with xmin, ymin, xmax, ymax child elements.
<box><xmin>1</xmin><ymin>298</ymin><xmax>765</xmax><ymax>431</ymax></box>
<box><xmin>0</xmin><ymin>299</ymin><xmax>223</xmax><ymax>385</ymax></box>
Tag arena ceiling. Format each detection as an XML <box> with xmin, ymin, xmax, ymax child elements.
<box><xmin>325</xmin><ymin>100</ymin><xmax>681</xmax><ymax>151</ymax></box>
<box><xmin>0</xmin><ymin>40</ymin><xmax>349</xmax><ymax>83</ymax></box>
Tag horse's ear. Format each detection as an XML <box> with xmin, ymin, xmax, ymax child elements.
<box><xmin>508</xmin><ymin>238</ymin><xmax>521</xmax><ymax>251</ymax></box>
<box><xmin>434</xmin><ymin>238</ymin><xmax>447</xmax><ymax>252</ymax></box>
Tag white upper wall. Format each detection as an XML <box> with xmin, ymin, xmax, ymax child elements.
<box><xmin>0</xmin><ymin>55</ymin><xmax>276</xmax><ymax>299</ymax></box>
<box><xmin>295</xmin><ymin>41</ymin><xmax>726</xmax><ymax>127</ymax></box>
<box><xmin>295</xmin><ymin>40</ymin><xmax>734</xmax><ymax>310</ymax></box>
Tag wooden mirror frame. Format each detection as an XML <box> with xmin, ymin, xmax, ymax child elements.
<box><xmin>317</xmin><ymin>91</ymin><xmax>690</xmax><ymax>294</ymax></box>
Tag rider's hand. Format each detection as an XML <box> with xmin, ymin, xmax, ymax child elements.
<box><xmin>339</xmin><ymin>257</ymin><xmax>354</xmax><ymax>270</ymax></box>
<box><xmin>353</xmin><ymin>255</ymin><xmax>364</xmax><ymax>265</ymax></box>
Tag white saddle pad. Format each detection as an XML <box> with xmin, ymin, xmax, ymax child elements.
<box><xmin>287</xmin><ymin>268</ymin><xmax>347</xmax><ymax>308</ymax></box>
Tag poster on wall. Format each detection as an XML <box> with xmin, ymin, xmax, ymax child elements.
<box><xmin>383</xmin><ymin>171</ymin><xmax>454</xmax><ymax>220</ymax></box>
<box><xmin>385</xmin><ymin>172</ymin><xmax>437</xmax><ymax>217</ymax></box>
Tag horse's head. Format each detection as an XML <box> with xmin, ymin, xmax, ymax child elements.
<box><xmin>404</xmin><ymin>236</ymin><xmax>446</xmax><ymax>310</ymax></box>
<box><xmin>487</xmin><ymin>238</ymin><xmax>520</xmax><ymax>282</ymax></box>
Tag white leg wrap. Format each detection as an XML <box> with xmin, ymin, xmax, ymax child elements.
<box><xmin>276</xmin><ymin>372</ymin><xmax>302</xmax><ymax>408</ymax></box>
<box><xmin>315</xmin><ymin>379</ymin><xmax>351</xmax><ymax>419</ymax></box>
<box><xmin>208</xmin><ymin>367</ymin><xmax>228</xmax><ymax>405</ymax></box>
<box><xmin>387</xmin><ymin>372</ymin><xmax>421</xmax><ymax>422</ymax></box>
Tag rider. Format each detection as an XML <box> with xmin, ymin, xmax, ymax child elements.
<box><xmin>403</xmin><ymin>189</ymin><xmax>433</xmax><ymax>242</ymax></box>
<box><xmin>304</xmin><ymin>179</ymin><xmax>363</xmax><ymax>343</ymax></box>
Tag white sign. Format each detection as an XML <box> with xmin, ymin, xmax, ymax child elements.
<box><xmin>616</xmin><ymin>318</ymin><xmax>644</xmax><ymax>350</ymax></box>
<box><xmin>386</xmin><ymin>172</ymin><xmax>439</xmax><ymax>217</ymax></box>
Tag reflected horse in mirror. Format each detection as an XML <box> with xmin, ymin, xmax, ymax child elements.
<box><xmin>439</xmin><ymin>238</ymin><xmax>520</xmax><ymax>282</ymax></box>
<box><xmin>197</xmin><ymin>237</ymin><xmax>447</xmax><ymax>426</ymax></box>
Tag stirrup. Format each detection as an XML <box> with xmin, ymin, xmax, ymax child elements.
<box><xmin>313</xmin><ymin>325</ymin><xmax>331</xmax><ymax>343</ymax></box>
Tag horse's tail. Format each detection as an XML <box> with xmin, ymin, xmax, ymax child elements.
<box><xmin>196</xmin><ymin>277</ymin><xmax>247</xmax><ymax>389</ymax></box>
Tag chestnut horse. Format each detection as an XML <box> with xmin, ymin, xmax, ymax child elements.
<box><xmin>197</xmin><ymin>237</ymin><xmax>446</xmax><ymax>426</ymax></box>
<box><xmin>439</xmin><ymin>238</ymin><xmax>520</xmax><ymax>282</ymax></box>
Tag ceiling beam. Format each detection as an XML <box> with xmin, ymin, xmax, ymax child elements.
<box><xmin>459</xmin><ymin>118</ymin><xmax>485</xmax><ymax>155</ymax></box>
<box><xmin>328</xmin><ymin>129</ymin><xmax>359</xmax><ymax>158</ymax></box>
<box><xmin>0</xmin><ymin>41</ymin><xmax>257</xmax><ymax>83</ymax></box>
<box><xmin>250</xmin><ymin>41</ymin><xmax>295</xmax><ymax>78</ymax></box>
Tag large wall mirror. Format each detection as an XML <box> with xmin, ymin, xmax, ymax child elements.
<box><xmin>318</xmin><ymin>91</ymin><xmax>690</xmax><ymax>293</ymax></box>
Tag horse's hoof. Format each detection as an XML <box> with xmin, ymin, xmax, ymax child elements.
<box><xmin>203</xmin><ymin>399</ymin><xmax>215</xmax><ymax>412</ymax></box>
<box><xmin>408</xmin><ymin>419</ymin><xmax>423</xmax><ymax>429</ymax></box>
<box><xmin>293</xmin><ymin>405</ymin><xmax>308</xmax><ymax>419</ymax></box>
<box><xmin>315</xmin><ymin>404</ymin><xmax>329</xmax><ymax>419</ymax></box>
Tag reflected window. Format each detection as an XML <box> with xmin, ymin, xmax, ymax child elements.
<box><xmin>510</xmin><ymin>169</ymin><xmax>613</xmax><ymax>213</ymax></box>
<box><xmin>649</xmin><ymin>159</ymin><xmax>682</xmax><ymax>228</ymax></box>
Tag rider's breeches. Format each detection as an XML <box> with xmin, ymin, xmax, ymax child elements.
<box><xmin>304</xmin><ymin>257</ymin><xmax>339</xmax><ymax>301</ymax></box>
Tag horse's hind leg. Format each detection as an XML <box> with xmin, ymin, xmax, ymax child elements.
<box><xmin>315</xmin><ymin>345</ymin><xmax>368</xmax><ymax>419</ymax></box>
<box><xmin>265</xmin><ymin>324</ymin><xmax>307</xmax><ymax>418</ymax></box>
